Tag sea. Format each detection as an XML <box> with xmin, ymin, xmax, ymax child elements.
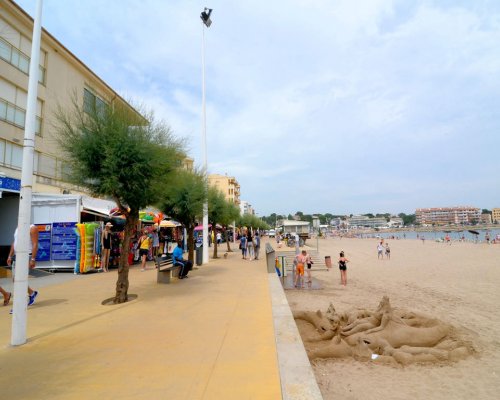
<box><xmin>365</xmin><ymin>228</ymin><xmax>500</xmax><ymax>242</ymax></box>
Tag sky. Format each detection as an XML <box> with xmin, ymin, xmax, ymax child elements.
<box><xmin>15</xmin><ymin>0</ymin><xmax>500</xmax><ymax>216</ymax></box>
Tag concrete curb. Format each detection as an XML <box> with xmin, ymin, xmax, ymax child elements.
<box><xmin>268</xmin><ymin>273</ymin><xmax>323</xmax><ymax>400</ymax></box>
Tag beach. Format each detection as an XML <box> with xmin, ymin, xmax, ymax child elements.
<box><xmin>284</xmin><ymin>238</ymin><xmax>500</xmax><ymax>400</ymax></box>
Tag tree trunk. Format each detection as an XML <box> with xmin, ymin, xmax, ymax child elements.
<box><xmin>114</xmin><ymin>213</ymin><xmax>136</xmax><ymax>303</ymax></box>
<box><xmin>225</xmin><ymin>228</ymin><xmax>232</xmax><ymax>252</ymax></box>
<box><xmin>187</xmin><ymin>226</ymin><xmax>195</xmax><ymax>263</ymax></box>
<box><xmin>213</xmin><ymin>232</ymin><xmax>219</xmax><ymax>259</ymax></box>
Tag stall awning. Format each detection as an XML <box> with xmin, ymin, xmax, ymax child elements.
<box><xmin>81</xmin><ymin>196</ymin><xmax>117</xmax><ymax>218</ymax></box>
<box><xmin>194</xmin><ymin>224</ymin><xmax>212</xmax><ymax>231</ymax></box>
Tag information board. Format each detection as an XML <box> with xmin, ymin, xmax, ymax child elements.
<box><xmin>51</xmin><ymin>222</ymin><xmax>77</xmax><ymax>260</ymax></box>
<box><xmin>35</xmin><ymin>224</ymin><xmax>52</xmax><ymax>262</ymax></box>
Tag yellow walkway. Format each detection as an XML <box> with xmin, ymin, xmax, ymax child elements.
<box><xmin>0</xmin><ymin>251</ymin><xmax>282</xmax><ymax>400</ymax></box>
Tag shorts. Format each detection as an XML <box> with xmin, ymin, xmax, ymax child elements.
<box><xmin>296</xmin><ymin>263</ymin><xmax>304</xmax><ymax>276</ymax></box>
<box><xmin>307</xmin><ymin>263</ymin><xmax>312</xmax><ymax>269</ymax></box>
<box><xmin>339</xmin><ymin>265</ymin><xmax>346</xmax><ymax>271</ymax></box>
<box><xmin>139</xmin><ymin>249</ymin><xmax>149</xmax><ymax>257</ymax></box>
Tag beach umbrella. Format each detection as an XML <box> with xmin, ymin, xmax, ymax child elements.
<box><xmin>159</xmin><ymin>220</ymin><xmax>177</xmax><ymax>228</ymax></box>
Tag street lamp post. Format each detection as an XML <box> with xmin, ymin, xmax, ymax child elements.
<box><xmin>11</xmin><ymin>0</ymin><xmax>43</xmax><ymax>346</ymax></box>
<box><xmin>200</xmin><ymin>8</ymin><xmax>212</xmax><ymax>265</ymax></box>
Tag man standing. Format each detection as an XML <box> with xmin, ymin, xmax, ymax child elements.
<box><xmin>7</xmin><ymin>224</ymin><xmax>39</xmax><ymax>308</ymax></box>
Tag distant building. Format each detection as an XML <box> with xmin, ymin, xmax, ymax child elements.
<box><xmin>481</xmin><ymin>213</ymin><xmax>492</xmax><ymax>224</ymax></box>
<box><xmin>208</xmin><ymin>174</ymin><xmax>240</xmax><ymax>206</ymax></box>
<box><xmin>492</xmin><ymin>208</ymin><xmax>500</xmax><ymax>223</ymax></box>
<box><xmin>348</xmin><ymin>215</ymin><xmax>387</xmax><ymax>228</ymax></box>
<box><xmin>278</xmin><ymin>220</ymin><xmax>310</xmax><ymax>236</ymax></box>
<box><xmin>240</xmin><ymin>200</ymin><xmax>254</xmax><ymax>216</ymax></box>
<box><xmin>388</xmin><ymin>217</ymin><xmax>404</xmax><ymax>227</ymax></box>
<box><xmin>415</xmin><ymin>207</ymin><xmax>481</xmax><ymax>226</ymax></box>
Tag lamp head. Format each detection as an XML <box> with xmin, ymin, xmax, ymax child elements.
<box><xmin>200</xmin><ymin>7</ymin><xmax>213</xmax><ymax>27</ymax></box>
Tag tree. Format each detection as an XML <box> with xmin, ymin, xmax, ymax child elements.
<box><xmin>207</xmin><ymin>186</ymin><xmax>227</xmax><ymax>259</ymax></box>
<box><xmin>158</xmin><ymin>169</ymin><xmax>206</xmax><ymax>263</ymax></box>
<box><xmin>55</xmin><ymin>98</ymin><xmax>184</xmax><ymax>303</ymax></box>
<box><xmin>221</xmin><ymin>202</ymin><xmax>240</xmax><ymax>252</ymax></box>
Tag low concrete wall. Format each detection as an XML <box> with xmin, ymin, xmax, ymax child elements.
<box><xmin>268</xmin><ymin>273</ymin><xmax>323</xmax><ymax>399</ymax></box>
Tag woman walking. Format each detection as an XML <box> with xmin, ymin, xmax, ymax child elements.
<box><xmin>246</xmin><ymin>230</ymin><xmax>254</xmax><ymax>260</ymax></box>
<box><xmin>138</xmin><ymin>230</ymin><xmax>151</xmax><ymax>271</ymax></box>
<box><xmin>240</xmin><ymin>232</ymin><xmax>247</xmax><ymax>259</ymax></box>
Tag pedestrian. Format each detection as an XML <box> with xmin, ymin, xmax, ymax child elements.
<box><xmin>254</xmin><ymin>231</ymin><xmax>261</xmax><ymax>260</ymax></box>
<box><xmin>294</xmin><ymin>250</ymin><xmax>307</xmax><ymax>288</ymax></box>
<box><xmin>305</xmin><ymin>250</ymin><xmax>314</xmax><ymax>283</ymax></box>
<box><xmin>377</xmin><ymin>241</ymin><xmax>384</xmax><ymax>259</ymax></box>
<box><xmin>172</xmin><ymin>241</ymin><xmax>192</xmax><ymax>279</ymax></box>
<box><xmin>138</xmin><ymin>229</ymin><xmax>151</xmax><ymax>271</ymax></box>
<box><xmin>240</xmin><ymin>232</ymin><xmax>247</xmax><ymax>259</ymax></box>
<box><xmin>385</xmin><ymin>243</ymin><xmax>391</xmax><ymax>259</ymax></box>
<box><xmin>7</xmin><ymin>224</ymin><xmax>40</xmax><ymax>311</ymax></box>
<box><xmin>338</xmin><ymin>251</ymin><xmax>349</xmax><ymax>286</ymax></box>
<box><xmin>101</xmin><ymin>222</ymin><xmax>113</xmax><ymax>272</ymax></box>
<box><xmin>151</xmin><ymin>224</ymin><xmax>160</xmax><ymax>257</ymax></box>
<box><xmin>216</xmin><ymin>231</ymin><xmax>222</xmax><ymax>245</ymax></box>
<box><xmin>1</xmin><ymin>286</ymin><xmax>11</xmax><ymax>306</ymax></box>
<box><xmin>246</xmin><ymin>230</ymin><xmax>254</xmax><ymax>260</ymax></box>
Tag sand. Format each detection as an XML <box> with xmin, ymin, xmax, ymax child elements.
<box><xmin>284</xmin><ymin>237</ymin><xmax>500</xmax><ymax>400</ymax></box>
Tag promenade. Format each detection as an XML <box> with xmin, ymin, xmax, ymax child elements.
<box><xmin>0</xmin><ymin>249</ymin><xmax>285</xmax><ymax>399</ymax></box>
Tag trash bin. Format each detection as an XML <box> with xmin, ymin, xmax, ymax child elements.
<box><xmin>196</xmin><ymin>243</ymin><xmax>203</xmax><ymax>266</ymax></box>
<box><xmin>325</xmin><ymin>255</ymin><xmax>332</xmax><ymax>269</ymax></box>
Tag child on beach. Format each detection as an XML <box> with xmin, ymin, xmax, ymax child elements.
<box><xmin>338</xmin><ymin>251</ymin><xmax>349</xmax><ymax>286</ymax></box>
<box><xmin>385</xmin><ymin>243</ymin><xmax>390</xmax><ymax>259</ymax></box>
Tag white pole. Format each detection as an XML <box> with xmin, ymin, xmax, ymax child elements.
<box><xmin>201</xmin><ymin>21</ymin><xmax>209</xmax><ymax>265</ymax></box>
<box><xmin>11</xmin><ymin>0</ymin><xmax>43</xmax><ymax>346</ymax></box>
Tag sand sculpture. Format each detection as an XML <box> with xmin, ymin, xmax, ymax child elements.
<box><xmin>293</xmin><ymin>296</ymin><xmax>473</xmax><ymax>366</ymax></box>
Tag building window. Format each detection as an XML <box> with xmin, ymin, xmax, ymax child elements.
<box><xmin>83</xmin><ymin>88</ymin><xmax>107</xmax><ymax>116</ymax></box>
<box><xmin>0</xmin><ymin>37</ymin><xmax>46</xmax><ymax>85</ymax></box>
<box><xmin>3</xmin><ymin>141</ymin><xmax>23</xmax><ymax>169</ymax></box>
<box><xmin>0</xmin><ymin>78</ymin><xmax>43</xmax><ymax>135</ymax></box>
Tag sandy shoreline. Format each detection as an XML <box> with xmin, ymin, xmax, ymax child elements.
<box><xmin>284</xmin><ymin>238</ymin><xmax>500</xmax><ymax>400</ymax></box>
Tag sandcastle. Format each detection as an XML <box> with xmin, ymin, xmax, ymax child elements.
<box><xmin>293</xmin><ymin>296</ymin><xmax>474</xmax><ymax>366</ymax></box>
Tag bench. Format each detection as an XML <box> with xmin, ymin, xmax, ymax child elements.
<box><xmin>156</xmin><ymin>255</ymin><xmax>181</xmax><ymax>284</ymax></box>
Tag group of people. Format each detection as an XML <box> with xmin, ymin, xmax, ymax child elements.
<box><xmin>293</xmin><ymin>249</ymin><xmax>350</xmax><ymax>288</ymax></box>
<box><xmin>239</xmin><ymin>229</ymin><xmax>261</xmax><ymax>261</ymax></box>
<box><xmin>377</xmin><ymin>241</ymin><xmax>391</xmax><ymax>259</ymax></box>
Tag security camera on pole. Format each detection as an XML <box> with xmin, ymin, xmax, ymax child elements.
<box><xmin>200</xmin><ymin>7</ymin><xmax>212</xmax><ymax>265</ymax></box>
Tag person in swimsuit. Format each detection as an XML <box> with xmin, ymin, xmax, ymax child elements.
<box><xmin>385</xmin><ymin>243</ymin><xmax>391</xmax><ymax>260</ymax></box>
<box><xmin>338</xmin><ymin>251</ymin><xmax>349</xmax><ymax>286</ymax></box>
<box><xmin>305</xmin><ymin>251</ymin><xmax>313</xmax><ymax>283</ymax></box>
<box><xmin>101</xmin><ymin>222</ymin><xmax>112</xmax><ymax>272</ymax></box>
<box><xmin>294</xmin><ymin>250</ymin><xmax>307</xmax><ymax>288</ymax></box>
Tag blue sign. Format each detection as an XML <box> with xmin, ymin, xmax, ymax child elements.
<box><xmin>51</xmin><ymin>222</ymin><xmax>77</xmax><ymax>260</ymax></box>
<box><xmin>0</xmin><ymin>177</ymin><xmax>21</xmax><ymax>192</ymax></box>
<box><xmin>35</xmin><ymin>224</ymin><xmax>52</xmax><ymax>262</ymax></box>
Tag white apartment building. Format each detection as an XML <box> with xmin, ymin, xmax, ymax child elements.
<box><xmin>240</xmin><ymin>200</ymin><xmax>254</xmax><ymax>216</ymax></box>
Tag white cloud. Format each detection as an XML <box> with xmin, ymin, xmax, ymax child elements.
<box><xmin>16</xmin><ymin>0</ymin><xmax>500</xmax><ymax>214</ymax></box>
